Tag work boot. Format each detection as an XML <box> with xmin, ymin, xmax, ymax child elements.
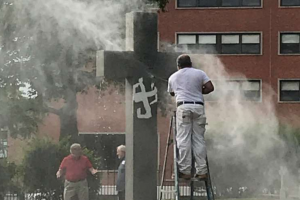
<box><xmin>178</xmin><ymin>172</ymin><xmax>192</xmax><ymax>179</ymax></box>
<box><xmin>195</xmin><ymin>173</ymin><xmax>207</xmax><ymax>179</ymax></box>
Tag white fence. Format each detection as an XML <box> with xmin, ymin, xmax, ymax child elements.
<box><xmin>100</xmin><ymin>185</ymin><xmax>207</xmax><ymax>199</ymax></box>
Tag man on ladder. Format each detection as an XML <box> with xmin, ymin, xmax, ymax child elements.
<box><xmin>168</xmin><ymin>54</ymin><xmax>214</xmax><ymax>180</ymax></box>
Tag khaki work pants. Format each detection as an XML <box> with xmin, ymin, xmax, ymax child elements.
<box><xmin>64</xmin><ymin>179</ymin><xmax>89</xmax><ymax>200</ymax></box>
<box><xmin>176</xmin><ymin>104</ymin><xmax>207</xmax><ymax>175</ymax></box>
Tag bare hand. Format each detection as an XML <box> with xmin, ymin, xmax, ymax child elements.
<box><xmin>56</xmin><ymin>170</ymin><xmax>62</xmax><ymax>179</ymax></box>
<box><xmin>90</xmin><ymin>168</ymin><xmax>99</xmax><ymax>175</ymax></box>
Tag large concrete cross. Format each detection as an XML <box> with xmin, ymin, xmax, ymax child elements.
<box><xmin>96</xmin><ymin>12</ymin><xmax>179</xmax><ymax>200</ymax></box>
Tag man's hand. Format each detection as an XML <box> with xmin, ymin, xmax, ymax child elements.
<box><xmin>89</xmin><ymin>168</ymin><xmax>99</xmax><ymax>175</ymax></box>
<box><xmin>56</xmin><ymin>169</ymin><xmax>62</xmax><ymax>179</ymax></box>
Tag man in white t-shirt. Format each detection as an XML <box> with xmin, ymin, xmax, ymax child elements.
<box><xmin>168</xmin><ymin>54</ymin><xmax>214</xmax><ymax>179</ymax></box>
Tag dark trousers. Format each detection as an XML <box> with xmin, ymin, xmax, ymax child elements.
<box><xmin>118</xmin><ymin>191</ymin><xmax>125</xmax><ymax>200</ymax></box>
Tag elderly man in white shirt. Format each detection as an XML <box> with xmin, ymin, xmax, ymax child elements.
<box><xmin>168</xmin><ymin>54</ymin><xmax>214</xmax><ymax>179</ymax></box>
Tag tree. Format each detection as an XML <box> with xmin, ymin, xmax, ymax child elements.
<box><xmin>0</xmin><ymin>160</ymin><xmax>20</xmax><ymax>200</ymax></box>
<box><xmin>0</xmin><ymin>2</ymin><xmax>45</xmax><ymax>138</ymax></box>
<box><xmin>0</xmin><ymin>160</ymin><xmax>10</xmax><ymax>199</ymax></box>
<box><xmin>0</xmin><ymin>0</ymin><xmax>171</xmax><ymax>142</ymax></box>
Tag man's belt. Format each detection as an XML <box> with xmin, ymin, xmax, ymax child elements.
<box><xmin>177</xmin><ymin>101</ymin><xmax>204</xmax><ymax>107</ymax></box>
<box><xmin>66</xmin><ymin>179</ymin><xmax>86</xmax><ymax>183</ymax></box>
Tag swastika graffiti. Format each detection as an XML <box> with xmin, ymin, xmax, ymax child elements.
<box><xmin>133</xmin><ymin>78</ymin><xmax>157</xmax><ymax>119</ymax></box>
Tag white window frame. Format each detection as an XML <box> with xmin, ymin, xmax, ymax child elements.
<box><xmin>198</xmin><ymin>35</ymin><xmax>217</xmax><ymax>44</ymax></box>
<box><xmin>242</xmin><ymin>34</ymin><xmax>260</xmax><ymax>44</ymax></box>
<box><xmin>175</xmin><ymin>0</ymin><xmax>263</xmax><ymax>9</ymax></box>
<box><xmin>278</xmin><ymin>79</ymin><xmax>300</xmax><ymax>103</ymax></box>
<box><xmin>278</xmin><ymin>32</ymin><xmax>300</xmax><ymax>55</ymax></box>
<box><xmin>279</xmin><ymin>0</ymin><xmax>300</xmax><ymax>7</ymax></box>
<box><xmin>222</xmin><ymin>35</ymin><xmax>240</xmax><ymax>44</ymax></box>
<box><xmin>177</xmin><ymin>35</ymin><xmax>197</xmax><ymax>44</ymax></box>
<box><xmin>175</xmin><ymin>32</ymin><xmax>263</xmax><ymax>56</ymax></box>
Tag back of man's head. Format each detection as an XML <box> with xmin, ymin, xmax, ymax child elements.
<box><xmin>177</xmin><ymin>54</ymin><xmax>192</xmax><ymax>68</ymax></box>
<box><xmin>117</xmin><ymin>145</ymin><xmax>126</xmax><ymax>153</ymax></box>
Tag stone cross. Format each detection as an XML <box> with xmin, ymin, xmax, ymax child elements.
<box><xmin>96</xmin><ymin>12</ymin><xmax>179</xmax><ymax>200</ymax></box>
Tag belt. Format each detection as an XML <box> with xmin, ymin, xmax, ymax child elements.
<box><xmin>66</xmin><ymin>179</ymin><xmax>86</xmax><ymax>183</ymax></box>
<box><xmin>177</xmin><ymin>101</ymin><xmax>204</xmax><ymax>107</ymax></box>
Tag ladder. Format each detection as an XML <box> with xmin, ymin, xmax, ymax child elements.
<box><xmin>159</xmin><ymin>112</ymin><xmax>215</xmax><ymax>200</ymax></box>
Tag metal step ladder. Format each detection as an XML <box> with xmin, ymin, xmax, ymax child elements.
<box><xmin>159</xmin><ymin>112</ymin><xmax>215</xmax><ymax>200</ymax></box>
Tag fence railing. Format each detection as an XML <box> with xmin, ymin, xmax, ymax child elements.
<box><xmin>4</xmin><ymin>169</ymin><xmax>286</xmax><ymax>200</ymax></box>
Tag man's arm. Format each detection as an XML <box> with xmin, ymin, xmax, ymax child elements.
<box><xmin>202</xmin><ymin>81</ymin><xmax>214</xmax><ymax>94</ymax></box>
<box><xmin>56</xmin><ymin>169</ymin><xmax>64</xmax><ymax>178</ymax></box>
<box><xmin>57</xmin><ymin>158</ymin><xmax>66</xmax><ymax>179</ymax></box>
<box><xmin>86</xmin><ymin>158</ymin><xmax>98</xmax><ymax>175</ymax></box>
<box><xmin>167</xmin><ymin>77</ymin><xmax>175</xmax><ymax>97</ymax></box>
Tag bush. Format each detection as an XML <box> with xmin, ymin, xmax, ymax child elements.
<box><xmin>21</xmin><ymin>137</ymin><xmax>101</xmax><ymax>200</ymax></box>
<box><xmin>0</xmin><ymin>160</ymin><xmax>10</xmax><ymax>199</ymax></box>
<box><xmin>0</xmin><ymin>160</ymin><xmax>20</xmax><ymax>200</ymax></box>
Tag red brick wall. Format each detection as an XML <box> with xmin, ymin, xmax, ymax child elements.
<box><xmin>77</xmin><ymin>87</ymin><xmax>125</xmax><ymax>133</ymax></box>
<box><xmin>158</xmin><ymin>0</ymin><xmax>300</xmax><ymax>126</ymax></box>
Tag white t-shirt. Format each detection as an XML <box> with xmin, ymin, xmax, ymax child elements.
<box><xmin>167</xmin><ymin>67</ymin><xmax>210</xmax><ymax>103</ymax></box>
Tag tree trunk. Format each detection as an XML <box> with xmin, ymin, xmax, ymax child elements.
<box><xmin>59</xmin><ymin>88</ymin><xmax>81</xmax><ymax>143</ymax></box>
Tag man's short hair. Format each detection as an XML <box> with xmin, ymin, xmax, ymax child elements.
<box><xmin>117</xmin><ymin>145</ymin><xmax>126</xmax><ymax>152</ymax></box>
<box><xmin>70</xmin><ymin>143</ymin><xmax>81</xmax><ymax>150</ymax></box>
<box><xmin>177</xmin><ymin>54</ymin><xmax>192</xmax><ymax>68</ymax></box>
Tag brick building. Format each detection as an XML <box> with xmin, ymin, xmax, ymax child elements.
<box><xmin>158</xmin><ymin>0</ymin><xmax>300</xmax><ymax>125</ymax></box>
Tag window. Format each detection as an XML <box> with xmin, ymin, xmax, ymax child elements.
<box><xmin>280</xmin><ymin>80</ymin><xmax>300</xmax><ymax>102</ymax></box>
<box><xmin>178</xmin><ymin>0</ymin><xmax>198</xmax><ymax>7</ymax></box>
<box><xmin>0</xmin><ymin>132</ymin><xmax>8</xmax><ymax>159</ymax></box>
<box><xmin>280</xmin><ymin>33</ymin><xmax>300</xmax><ymax>54</ymax></box>
<box><xmin>177</xmin><ymin>35</ymin><xmax>196</xmax><ymax>45</ymax></box>
<box><xmin>199</xmin><ymin>0</ymin><xmax>218</xmax><ymax>7</ymax></box>
<box><xmin>243</xmin><ymin>0</ymin><xmax>261</xmax><ymax>6</ymax></box>
<box><xmin>221</xmin><ymin>35</ymin><xmax>240</xmax><ymax>54</ymax></box>
<box><xmin>177</xmin><ymin>0</ymin><xmax>261</xmax><ymax>7</ymax></box>
<box><xmin>205</xmin><ymin>80</ymin><xmax>261</xmax><ymax>101</ymax></box>
<box><xmin>198</xmin><ymin>35</ymin><xmax>217</xmax><ymax>53</ymax></box>
<box><xmin>241</xmin><ymin>80</ymin><xmax>261</xmax><ymax>101</ymax></box>
<box><xmin>222</xmin><ymin>0</ymin><xmax>240</xmax><ymax>7</ymax></box>
<box><xmin>242</xmin><ymin>34</ymin><xmax>261</xmax><ymax>54</ymax></box>
<box><xmin>177</xmin><ymin>33</ymin><xmax>261</xmax><ymax>54</ymax></box>
<box><xmin>281</xmin><ymin>0</ymin><xmax>300</xmax><ymax>6</ymax></box>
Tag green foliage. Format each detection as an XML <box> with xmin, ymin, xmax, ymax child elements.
<box><xmin>0</xmin><ymin>95</ymin><xmax>45</xmax><ymax>138</ymax></box>
<box><xmin>21</xmin><ymin>138</ymin><xmax>64</xmax><ymax>199</ymax></box>
<box><xmin>151</xmin><ymin>0</ymin><xmax>169</xmax><ymax>10</ymax></box>
<box><xmin>82</xmin><ymin>147</ymin><xmax>102</xmax><ymax>199</ymax></box>
<box><xmin>0</xmin><ymin>160</ymin><xmax>20</xmax><ymax>199</ymax></box>
<box><xmin>0</xmin><ymin>1</ymin><xmax>46</xmax><ymax>138</ymax></box>
<box><xmin>21</xmin><ymin>137</ymin><xmax>101</xmax><ymax>200</ymax></box>
<box><xmin>0</xmin><ymin>160</ymin><xmax>10</xmax><ymax>199</ymax></box>
<box><xmin>0</xmin><ymin>0</ymin><xmax>171</xmax><ymax>141</ymax></box>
